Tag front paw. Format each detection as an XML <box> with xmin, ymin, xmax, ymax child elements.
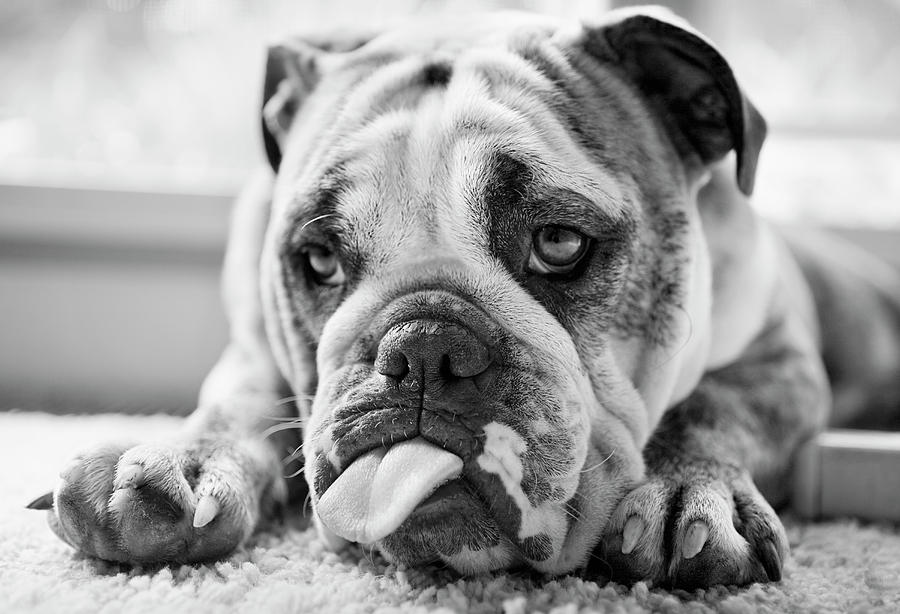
<box><xmin>40</xmin><ymin>438</ymin><xmax>285</xmax><ymax>565</ymax></box>
<box><xmin>596</xmin><ymin>467</ymin><xmax>788</xmax><ymax>589</ymax></box>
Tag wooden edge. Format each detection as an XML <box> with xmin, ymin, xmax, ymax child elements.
<box><xmin>793</xmin><ymin>429</ymin><xmax>900</xmax><ymax>521</ymax></box>
<box><xmin>792</xmin><ymin>436</ymin><xmax>822</xmax><ymax>519</ymax></box>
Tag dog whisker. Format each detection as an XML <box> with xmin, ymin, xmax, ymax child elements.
<box><xmin>300</xmin><ymin>213</ymin><xmax>336</xmax><ymax>232</ymax></box>
<box><xmin>649</xmin><ymin>303</ymin><xmax>695</xmax><ymax>372</ymax></box>
<box><xmin>584</xmin><ymin>551</ymin><xmax>614</xmax><ymax>578</ymax></box>
<box><xmin>280</xmin><ymin>444</ymin><xmax>305</xmax><ymax>467</ymax></box>
<box><xmin>277</xmin><ymin>393</ymin><xmax>316</xmax><ymax>405</ymax></box>
<box><xmin>283</xmin><ymin>466</ymin><xmax>304</xmax><ymax>479</ymax></box>
<box><xmin>563</xmin><ymin>500</ymin><xmax>582</xmax><ymax>522</ymax></box>
<box><xmin>581</xmin><ymin>449</ymin><xmax>616</xmax><ymax>473</ymax></box>
<box><xmin>261</xmin><ymin>414</ymin><xmax>306</xmax><ymax>422</ymax></box>
<box><xmin>261</xmin><ymin>421</ymin><xmax>306</xmax><ymax>440</ymax></box>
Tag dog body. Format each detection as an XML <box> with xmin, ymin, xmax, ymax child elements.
<box><xmin>43</xmin><ymin>8</ymin><xmax>900</xmax><ymax>588</ymax></box>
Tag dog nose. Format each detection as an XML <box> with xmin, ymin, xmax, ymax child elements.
<box><xmin>375</xmin><ymin>320</ymin><xmax>492</xmax><ymax>392</ymax></box>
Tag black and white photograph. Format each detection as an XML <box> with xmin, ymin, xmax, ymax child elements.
<box><xmin>2</xmin><ymin>0</ymin><xmax>899</xmax><ymax>612</ymax></box>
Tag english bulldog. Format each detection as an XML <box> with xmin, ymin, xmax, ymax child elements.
<box><xmin>31</xmin><ymin>7</ymin><xmax>900</xmax><ymax>590</ymax></box>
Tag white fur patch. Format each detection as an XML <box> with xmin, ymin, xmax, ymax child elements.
<box><xmin>476</xmin><ymin>422</ymin><xmax>568</xmax><ymax>545</ymax></box>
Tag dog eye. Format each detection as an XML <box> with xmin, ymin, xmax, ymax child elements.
<box><xmin>528</xmin><ymin>225</ymin><xmax>590</xmax><ymax>275</ymax></box>
<box><xmin>302</xmin><ymin>246</ymin><xmax>346</xmax><ymax>286</ymax></box>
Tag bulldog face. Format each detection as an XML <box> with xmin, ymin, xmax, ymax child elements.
<box><xmin>257</xmin><ymin>10</ymin><xmax>764</xmax><ymax>574</ymax></box>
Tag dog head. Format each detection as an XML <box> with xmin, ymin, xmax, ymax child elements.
<box><xmin>257</xmin><ymin>7</ymin><xmax>765</xmax><ymax>574</ymax></box>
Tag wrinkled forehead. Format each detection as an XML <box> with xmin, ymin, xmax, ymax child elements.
<box><xmin>281</xmin><ymin>29</ymin><xmax>635</xmax><ymax>259</ymax></box>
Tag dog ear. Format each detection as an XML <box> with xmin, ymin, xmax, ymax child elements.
<box><xmin>583</xmin><ymin>7</ymin><xmax>766</xmax><ymax>195</ymax></box>
<box><xmin>261</xmin><ymin>31</ymin><xmax>375</xmax><ymax>171</ymax></box>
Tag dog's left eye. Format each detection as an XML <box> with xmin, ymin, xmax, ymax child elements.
<box><xmin>527</xmin><ymin>225</ymin><xmax>591</xmax><ymax>276</ymax></box>
<box><xmin>302</xmin><ymin>246</ymin><xmax>346</xmax><ymax>286</ymax></box>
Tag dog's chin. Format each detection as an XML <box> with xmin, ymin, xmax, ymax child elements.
<box><xmin>375</xmin><ymin>479</ymin><xmax>521</xmax><ymax>573</ymax></box>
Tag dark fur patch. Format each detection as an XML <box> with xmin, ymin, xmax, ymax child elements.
<box><xmin>279</xmin><ymin>166</ymin><xmax>373</xmax><ymax>340</ymax></box>
<box><xmin>422</xmin><ymin>62</ymin><xmax>452</xmax><ymax>87</ymax></box>
<box><xmin>520</xmin><ymin>534</ymin><xmax>553</xmax><ymax>561</ymax></box>
<box><xmin>483</xmin><ymin>153</ymin><xmax>532</xmax><ymax>275</ymax></box>
<box><xmin>613</xmin><ymin>207</ymin><xmax>691</xmax><ymax>346</ymax></box>
<box><xmin>313</xmin><ymin>454</ymin><xmax>339</xmax><ymax>496</ymax></box>
<box><xmin>484</xmin><ymin>41</ymin><xmax>692</xmax><ymax>347</ymax></box>
<box><xmin>482</xmin><ymin>152</ymin><xmax>637</xmax><ymax>342</ymax></box>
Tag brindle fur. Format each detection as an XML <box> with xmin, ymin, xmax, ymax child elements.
<box><xmin>40</xmin><ymin>8</ymin><xmax>900</xmax><ymax>589</ymax></box>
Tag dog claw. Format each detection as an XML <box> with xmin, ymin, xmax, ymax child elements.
<box><xmin>26</xmin><ymin>492</ymin><xmax>54</xmax><ymax>510</ymax></box>
<box><xmin>116</xmin><ymin>464</ymin><xmax>145</xmax><ymax>489</ymax></box>
<box><xmin>621</xmin><ymin>516</ymin><xmax>644</xmax><ymax>554</ymax></box>
<box><xmin>759</xmin><ymin>538</ymin><xmax>782</xmax><ymax>581</ymax></box>
<box><xmin>193</xmin><ymin>495</ymin><xmax>220</xmax><ymax>528</ymax></box>
<box><xmin>682</xmin><ymin>520</ymin><xmax>709</xmax><ymax>559</ymax></box>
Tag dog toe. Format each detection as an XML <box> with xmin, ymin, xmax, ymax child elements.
<box><xmin>594</xmin><ymin>480</ymin><xmax>672</xmax><ymax>584</ymax></box>
<box><xmin>47</xmin><ymin>439</ymin><xmax>276</xmax><ymax>565</ymax></box>
<box><xmin>597</xmin><ymin>472</ymin><xmax>788</xmax><ymax>589</ymax></box>
<box><xmin>732</xmin><ymin>486</ymin><xmax>788</xmax><ymax>582</ymax></box>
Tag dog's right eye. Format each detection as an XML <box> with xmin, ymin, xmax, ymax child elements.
<box><xmin>527</xmin><ymin>225</ymin><xmax>591</xmax><ymax>277</ymax></box>
<box><xmin>301</xmin><ymin>245</ymin><xmax>346</xmax><ymax>286</ymax></box>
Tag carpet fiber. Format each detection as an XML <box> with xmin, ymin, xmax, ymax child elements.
<box><xmin>2</xmin><ymin>412</ymin><xmax>899</xmax><ymax>613</ymax></box>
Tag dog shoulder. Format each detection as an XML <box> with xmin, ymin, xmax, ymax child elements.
<box><xmin>697</xmin><ymin>161</ymin><xmax>814</xmax><ymax>370</ymax></box>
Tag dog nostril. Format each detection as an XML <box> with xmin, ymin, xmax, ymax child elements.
<box><xmin>376</xmin><ymin>348</ymin><xmax>409</xmax><ymax>381</ymax></box>
<box><xmin>374</xmin><ymin>319</ymin><xmax>493</xmax><ymax>389</ymax></box>
<box><xmin>445</xmin><ymin>342</ymin><xmax>491</xmax><ymax>379</ymax></box>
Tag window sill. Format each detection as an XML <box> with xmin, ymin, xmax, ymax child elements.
<box><xmin>0</xmin><ymin>161</ymin><xmax>242</xmax><ymax>263</ymax></box>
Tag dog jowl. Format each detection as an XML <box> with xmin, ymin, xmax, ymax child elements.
<box><xmin>42</xmin><ymin>7</ymin><xmax>900</xmax><ymax>590</ymax></box>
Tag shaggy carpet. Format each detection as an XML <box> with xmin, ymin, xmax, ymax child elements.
<box><xmin>2</xmin><ymin>411</ymin><xmax>899</xmax><ymax>614</ymax></box>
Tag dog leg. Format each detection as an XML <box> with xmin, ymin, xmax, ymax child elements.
<box><xmin>42</xmin><ymin>170</ymin><xmax>304</xmax><ymax>564</ymax></box>
<box><xmin>597</xmin><ymin>309</ymin><xmax>829</xmax><ymax>588</ymax></box>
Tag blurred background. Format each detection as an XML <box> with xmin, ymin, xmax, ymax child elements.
<box><xmin>1</xmin><ymin>0</ymin><xmax>899</xmax><ymax>414</ymax></box>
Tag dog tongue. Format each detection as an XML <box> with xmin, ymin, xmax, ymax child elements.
<box><xmin>315</xmin><ymin>437</ymin><xmax>463</xmax><ymax>544</ymax></box>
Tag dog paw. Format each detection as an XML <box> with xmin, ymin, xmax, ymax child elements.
<box><xmin>595</xmin><ymin>468</ymin><xmax>788</xmax><ymax>589</ymax></box>
<box><xmin>38</xmin><ymin>438</ymin><xmax>285</xmax><ymax>564</ymax></box>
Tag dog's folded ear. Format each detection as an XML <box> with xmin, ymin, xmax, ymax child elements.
<box><xmin>582</xmin><ymin>7</ymin><xmax>766</xmax><ymax>195</ymax></box>
<box><xmin>261</xmin><ymin>31</ymin><xmax>376</xmax><ymax>171</ymax></box>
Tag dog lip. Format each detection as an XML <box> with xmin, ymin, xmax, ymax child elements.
<box><xmin>409</xmin><ymin>478</ymin><xmax>470</xmax><ymax>517</ymax></box>
<box><xmin>331</xmin><ymin>400</ymin><xmax>408</xmax><ymax>422</ymax></box>
<box><xmin>379</xmin><ymin>474</ymin><xmax>508</xmax><ymax>564</ymax></box>
<box><xmin>328</xmin><ymin>400</ymin><xmax>482</xmax><ymax>476</ymax></box>
<box><xmin>390</xmin><ymin>476</ymin><xmax>493</xmax><ymax>536</ymax></box>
